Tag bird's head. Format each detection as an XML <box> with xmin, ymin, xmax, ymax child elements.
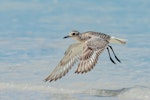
<box><xmin>64</xmin><ymin>30</ymin><xmax>80</xmax><ymax>39</ymax></box>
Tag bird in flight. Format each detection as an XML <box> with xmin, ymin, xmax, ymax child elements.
<box><xmin>45</xmin><ymin>30</ymin><xmax>126</xmax><ymax>82</ymax></box>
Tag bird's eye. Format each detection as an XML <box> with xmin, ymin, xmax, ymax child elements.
<box><xmin>72</xmin><ymin>33</ymin><xmax>75</xmax><ymax>35</ymax></box>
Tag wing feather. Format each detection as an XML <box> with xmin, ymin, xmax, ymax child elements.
<box><xmin>75</xmin><ymin>37</ymin><xmax>109</xmax><ymax>73</ymax></box>
<box><xmin>45</xmin><ymin>43</ymin><xmax>83</xmax><ymax>82</ymax></box>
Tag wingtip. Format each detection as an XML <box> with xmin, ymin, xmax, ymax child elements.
<box><xmin>49</xmin><ymin>79</ymin><xmax>53</xmax><ymax>82</ymax></box>
<box><xmin>44</xmin><ymin>78</ymin><xmax>54</xmax><ymax>82</ymax></box>
<box><xmin>75</xmin><ymin>70</ymin><xmax>80</xmax><ymax>74</ymax></box>
<box><xmin>75</xmin><ymin>70</ymin><xmax>88</xmax><ymax>74</ymax></box>
<box><xmin>44</xmin><ymin>77</ymin><xmax>53</xmax><ymax>82</ymax></box>
<box><xmin>75</xmin><ymin>71</ymin><xmax>78</xmax><ymax>74</ymax></box>
<box><xmin>44</xmin><ymin>78</ymin><xmax>49</xmax><ymax>82</ymax></box>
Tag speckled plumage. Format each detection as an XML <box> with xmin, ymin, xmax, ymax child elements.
<box><xmin>45</xmin><ymin>30</ymin><xmax>126</xmax><ymax>82</ymax></box>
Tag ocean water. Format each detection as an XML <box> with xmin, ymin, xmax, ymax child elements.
<box><xmin>0</xmin><ymin>0</ymin><xmax>150</xmax><ymax>100</ymax></box>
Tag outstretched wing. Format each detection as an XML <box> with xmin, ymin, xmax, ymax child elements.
<box><xmin>75</xmin><ymin>37</ymin><xmax>109</xmax><ymax>73</ymax></box>
<box><xmin>45</xmin><ymin>43</ymin><xmax>83</xmax><ymax>82</ymax></box>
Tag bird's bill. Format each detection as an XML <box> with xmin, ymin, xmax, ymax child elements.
<box><xmin>63</xmin><ymin>35</ymin><xmax>71</xmax><ymax>39</ymax></box>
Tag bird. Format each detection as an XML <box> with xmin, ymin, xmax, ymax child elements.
<box><xmin>44</xmin><ymin>30</ymin><xmax>126</xmax><ymax>82</ymax></box>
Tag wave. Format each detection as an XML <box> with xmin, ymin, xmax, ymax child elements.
<box><xmin>1</xmin><ymin>82</ymin><xmax>150</xmax><ymax>100</ymax></box>
<box><xmin>85</xmin><ymin>86</ymin><xmax>150</xmax><ymax>100</ymax></box>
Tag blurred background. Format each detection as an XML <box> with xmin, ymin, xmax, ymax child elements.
<box><xmin>0</xmin><ymin>0</ymin><xmax>150</xmax><ymax>100</ymax></box>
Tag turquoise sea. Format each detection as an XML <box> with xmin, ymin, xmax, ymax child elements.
<box><xmin>0</xmin><ymin>0</ymin><xmax>150</xmax><ymax>100</ymax></box>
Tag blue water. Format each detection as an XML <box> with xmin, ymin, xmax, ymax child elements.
<box><xmin>0</xmin><ymin>0</ymin><xmax>150</xmax><ymax>100</ymax></box>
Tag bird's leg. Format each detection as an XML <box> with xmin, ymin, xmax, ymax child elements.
<box><xmin>108</xmin><ymin>45</ymin><xmax>121</xmax><ymax>63</ymax></box>
<box><xmin>107</xmin><ymin>47</ymin><xmax>116</xmax><ymax>64</ymax></box>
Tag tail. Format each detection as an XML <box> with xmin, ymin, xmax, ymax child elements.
<box><xmin>109</xmin><ymin>36</ymin><xmax>126</xmax><ymax>44</ymax></box>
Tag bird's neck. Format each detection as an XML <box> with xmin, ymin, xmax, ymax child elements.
<box><xmin>72</xmin><ymin>35</ymin><xmax>84</xmax><ymax>42</ymax></box>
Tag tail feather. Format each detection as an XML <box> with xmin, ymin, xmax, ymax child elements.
<box><xmin>109</xmin><ymin>36</ymin><xmax>126</xmax><ymax>44</ymax></box>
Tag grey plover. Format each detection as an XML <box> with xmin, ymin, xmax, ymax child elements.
<box><xmin>45</xmin><ymin>30</ymin><xmax>126</xmax><ymax>82</ymax></box>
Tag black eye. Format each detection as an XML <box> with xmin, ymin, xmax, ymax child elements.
<box><xmin>72</xmin><ymin>33</ymin><xmax>75</xmax><ymax>35</ymax></box>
